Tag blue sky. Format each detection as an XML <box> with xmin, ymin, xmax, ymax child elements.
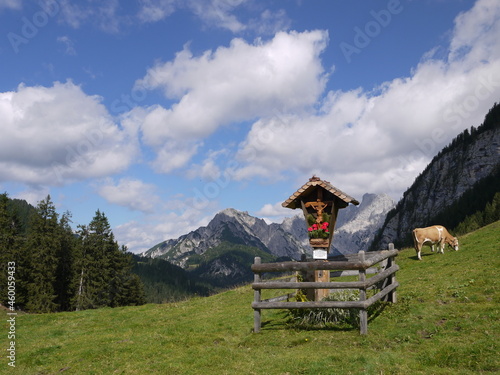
<box><xmin>1</xmin><ymin>0</ymin><xmax>499</xmax><ymax>253</ymax></box>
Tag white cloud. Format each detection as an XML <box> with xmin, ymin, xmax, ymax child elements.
<box><xmin>248</xmin><ymin>9</ymin><xmax>291</xmax><ymax>35</ymax></box>
<box><xmin>0</xmin><ymin>0</ymin><xmax>21</xmax><ymax>11</ymax></box>
<box><xmin>448</xmin><ymin>0</ymin><xmax>500</xmax><ymax>66</ymax></box>
<box><xmin>58</xmin><ymin>0</ymin><xmax>122</xmax><ymax>32</ymax></box>
<box><xmin>137</xmin><ymin>30</ymin><xmax>329</xmax><ymax>173</ymax></box>
<box><xmin>256</xmin><ymin>201</ymin><xmax>290</xmax><ymax>219</ymax></box>
<box><xmin>138</xmin><ymin>0</ymin><xmax>283</xmax><ymax>34</ymax></box>
<box><xmin>151</xmin><ymin>140</ymin><xmax>200</xmax><ymax>174</ymax></box>
<box><xmin>114</xmin><ymin>205</ymin><xmax>214</xmax><ymax>253</ymax></box>
<box><xmin>187</xmin><ymin>0</ymin><xmax>248</xmax><ymax>33</ymax></box>
<box><xmin>137</xmin><ymin>0</ymin><xmax>176</xmax><ymax>23</ymax></box>
<box><xmin>0</xmin><ymin>81</ymin><xmax>138</xmax><ymax>186</ymax></box>
<box><xmin>55</xmin><ymin>0</ymin><xmax>287</xmax><ymax>35</ymax></box>
<box><xmin>97</xmin><ymin>178</ymin><xmax>161</xmax><ymax>213</ymax></box>
<box><xmin>13</xmin><ymin>188</ymin><xmax>50</xmax><ymax>207</ymax></box>
<box><xmin>186</xmin><ymin>149</ymin><xmax>228</xmax><ymax>181</ymax></box>
<box><xmin>232</xmin><ymin>0</ymin><xmax>500</xmax><ymax>200</ymax></box>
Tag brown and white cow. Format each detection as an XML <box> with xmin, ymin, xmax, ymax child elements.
<box><xmin>412</xmin><ymin>225</ymin><xmax>459</xmax><ymax>260</ymax></box>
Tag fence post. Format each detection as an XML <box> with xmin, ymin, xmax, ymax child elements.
<box><xmin>387</xmin><ymin>243</ymin><xmax>397</xmax><ymax>303</ymax></box>
<box><xmin>253</xmin><ymin>257</ymin><xmax>262</xmax><ymax>333</ymax></box>
<box><xmin>358</xmin><ymin>251</ymin><xmax>368</xmax><ymax>335</ymax></box>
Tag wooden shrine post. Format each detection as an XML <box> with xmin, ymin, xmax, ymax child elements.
<box><xmin>282</xmin><ymin>176</ymin><xmax>359</xmax><ymax>301</ymax></box>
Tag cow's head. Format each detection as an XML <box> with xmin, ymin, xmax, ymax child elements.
<box><xmin>448</xmin><ymin>237</ymin><xmax>459</xmax><ymax>251</ymax></box>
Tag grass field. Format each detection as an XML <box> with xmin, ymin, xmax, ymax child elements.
<box><xmin>2</xmin><ymin>221</ymin><xmax>499</xmax><ymax>374</ymax></box>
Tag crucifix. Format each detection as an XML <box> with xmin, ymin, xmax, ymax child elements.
<box><xmin>305</xmin><ymin>199</ymin><xmax>331</xmax><ymax>224</ymax></box>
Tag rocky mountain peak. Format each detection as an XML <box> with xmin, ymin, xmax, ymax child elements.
<box><xmin>143</xmin><ymin>193</ymin><xmax>394</xmax><ymax>271</ymax></box>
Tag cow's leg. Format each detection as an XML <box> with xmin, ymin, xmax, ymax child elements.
<box><xmin>431</xmin><ymin>244</ymin><xmax>435</xmax><ymax>252</ymax></box>
<box><xmin>439</xmin><ymin>240</ymin><xmax>445</xmax><ymax>254</ymax></box>
<box><xmin>416</xmin><ymin>244</ymin><xmax>422</xmax><ymax>260</ymax></box>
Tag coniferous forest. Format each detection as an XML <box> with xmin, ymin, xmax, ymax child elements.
<box><xmin>0</xmin><ymin>194</ymin><xmax>146</xmax><ymax>313</ymax></box>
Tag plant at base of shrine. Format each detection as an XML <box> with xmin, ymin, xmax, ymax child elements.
<box><xmin>307</xmin><ymin>221</ymin><xmax>329</xmax><ymax>239</ymax></box>
<box><xmin>288</xmin><ymin>290</ymin><xmax>361</xmax><ymax>327</ymax></box>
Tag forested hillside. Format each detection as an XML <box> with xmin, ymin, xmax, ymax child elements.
<box><xmin>0</xmin><ymin>194</ymin><xmax>145</xmax><ymax>313</ymax></box>
<box><xmin>132</xmin><ymin>255</ymin><xmax>212</xmax><ymax>303</ymax></box>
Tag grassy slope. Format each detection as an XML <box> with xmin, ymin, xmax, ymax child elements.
<box><xmin>3</xmin><ymin>222</ymin><xmax>499</xmax><ymax>375</ymax></box>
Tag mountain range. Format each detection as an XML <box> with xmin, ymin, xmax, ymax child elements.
<box><xmin>142</xmin><ymin>193</ymin><xmax>395</xmax><ymax>287</ymax></box>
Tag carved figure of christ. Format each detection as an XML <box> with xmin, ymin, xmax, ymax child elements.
<box><xmin>305</xmin><ymin>199</ymin><xmax>330</xmax><ymax>224</ymax></box>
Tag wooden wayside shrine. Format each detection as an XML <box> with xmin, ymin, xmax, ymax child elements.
<box><xmin>282</xmin><ymin>176</ymin><xmax>360</xmax><ymax>300</ymax></box>
<box><xmin>251</xmin><ymin>176</ymin><xmax>400</xmax><ymax>334</ymax></box>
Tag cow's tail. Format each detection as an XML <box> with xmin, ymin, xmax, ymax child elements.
<box><xmin>412</xmin><ymin>229</ymin><xmax>418</xmax><ymax>250</ymax></box>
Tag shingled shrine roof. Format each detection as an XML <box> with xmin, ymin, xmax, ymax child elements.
<box><xmin>282</xmin><ymin>176</ymin><xmax>360</xmax><ymax>209</ymax></box>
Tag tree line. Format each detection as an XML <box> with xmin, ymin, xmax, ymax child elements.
<box><xmin>0</xmin><ymin>194</ymin><xmax>145</xmax><ymax>313</ymax></box>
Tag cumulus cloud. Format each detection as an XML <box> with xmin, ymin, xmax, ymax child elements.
<box><xmin>256</xmin><ymin>201</ymin><xmax>290</xmax><ymax>220</ymax></box>
<box><xmin>186</xmin><ymin>149</ymin><xmax>229</xmax><ymax>181</ymax></box>
<box><xmin>0</xmin><ymin>81</ymin><xmax>138</xmax><ymax>186</ymax></box>
<box><xmin>97</xmin><ymin>178</ymin><xmax>161</xmax><ymax>213</ymax></box>
<box><xmin>114</xmin><ymin>205</ymin><xmax>213</xmax><ymax>254</ymax></box>
<box><xmin>136</xmin><ymin>30</ymin><xmax>329</xmax><ymax>171</ymax></box>
<box><xmin>232</xmin><ymin>0</ymin><xmax>500</xmax><ymax>199</ymax></box>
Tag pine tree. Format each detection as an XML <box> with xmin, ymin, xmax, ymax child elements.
<box><xmin>108</xmin><ymin>245</ymin><xmax>146</xmax><ymax>307</ymax></box>
<box><xmin>73</xmin><ymin>210</ymin><xmax>113</xmax><ymax>310</ymax></box>
<box><xmin>73</xmin><ymin>210</ymin><xmax>145</xmax><ymax>310</ymax></box>
<box><xmin>54</xmin><ymin>211</ymin><xmax>77</xmax><ymax>311</ymax></box>
<box><xmin>23</xmin><ymin>196</ymin><xmax>60</xmax><ymax>313</ymax></box>
<box><xmin>0</xmin><ymin>193</ymin><xmax>21</xmax><ymax>307</ymax></box>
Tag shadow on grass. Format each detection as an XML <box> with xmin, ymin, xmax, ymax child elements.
<box><xmin>409</xmin><ymin>251</ymin><xmax>441</xmax><ymax>261</ymax></box>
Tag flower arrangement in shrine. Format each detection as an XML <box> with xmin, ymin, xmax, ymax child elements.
<box><xmin>282</xmin><ymin>176</ymin><xmax>360</xmax><ymax>252</ymax></box>
<box><xmin>307</xmin><ymin>222</ymin><xmax>329</xmax><ymax>239</ymax></box>
<box><xmin>306</xmin><ymin>213</ymin><xmax>331</xmax><ymax>239</ymax></box>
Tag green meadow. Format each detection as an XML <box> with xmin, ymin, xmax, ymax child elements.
<box><xmin>2</xmin><ymin>221</ymin><xmax>499</xmax><ymax>375</ymax></box>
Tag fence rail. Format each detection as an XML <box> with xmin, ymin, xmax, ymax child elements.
<box><xmin>252</xmin><ymin>246</ymin><xmax>399</xmax><ymax>335</ymax></box>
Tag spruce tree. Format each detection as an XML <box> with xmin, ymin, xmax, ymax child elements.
<box><xmin>0</xmin><ymin>193</ymin><xmax>21</xmax><ymax>307</ymax></box>
<box><xmin>108</xmin><ymin>245</ymin><xmax>146</xmax><ymax>307</ymax></box>
<box><xmin>23</xmin><ymin>196</ymin><xmax>60</xmax><ymax>313</ymax></box>
<box><xmin>73</xmin><ymin>210</ymin><xmax>145</xmax><ymax>310</ymax></box>
<box><xmin>73</xmin><ymin>210</ymin><xmax>113</xmax><ymax>310</ymax></box>
<box><xmin>54</xmin><ymin>211</ymin><xmax>77</xmax><ymax>311</ymax></box>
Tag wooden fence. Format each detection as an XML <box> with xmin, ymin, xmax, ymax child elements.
<box><xmin>251</xmin><ymin>245</ymin><xmax>399</xmax><ymax>335</ymax></box>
